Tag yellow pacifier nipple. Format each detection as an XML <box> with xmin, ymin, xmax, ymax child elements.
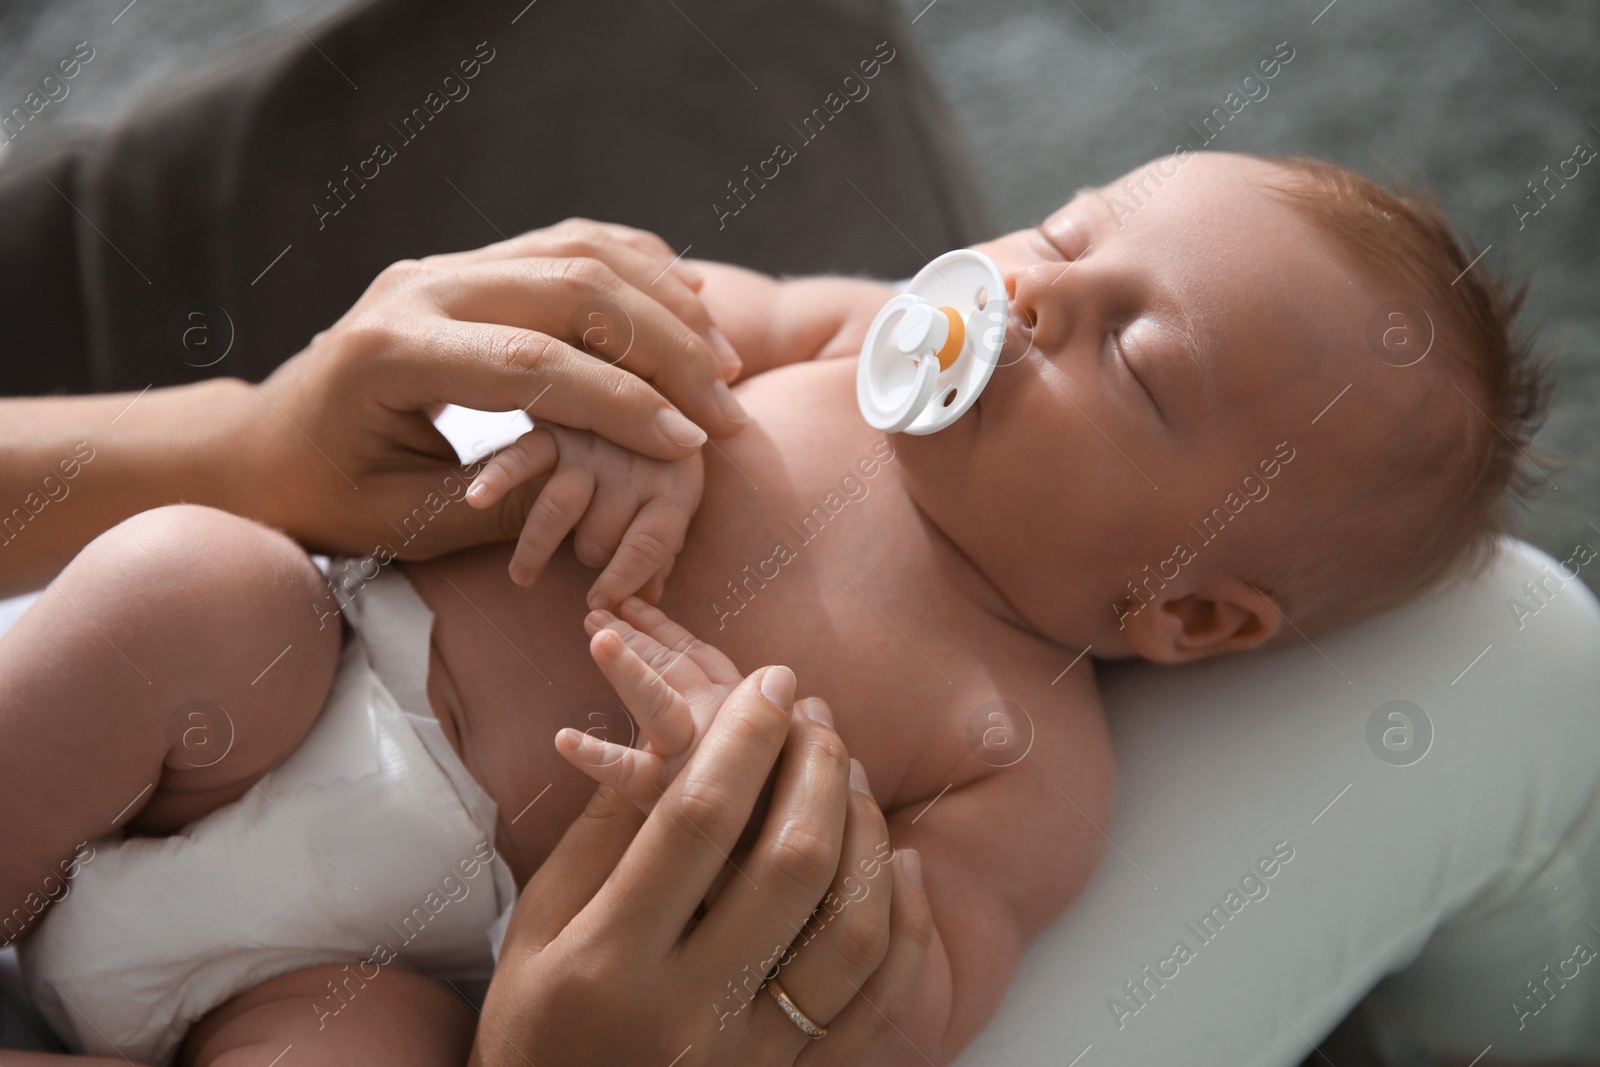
<box><xmin>934</xmin><ymin>307</ymin><xmax>965</xmax><ymax>371</ymax></box>
<box><xmin>894</xmin><ymin>303</ymin><xmax>966</xmax><ymax>371</ymax></box>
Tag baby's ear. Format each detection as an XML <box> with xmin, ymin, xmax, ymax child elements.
<box><xmin>1121</xmin><ymin>577</ymin><xmax>1281</xmax><ymax>663</ymax></box>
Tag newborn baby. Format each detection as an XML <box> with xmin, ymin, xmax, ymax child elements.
<box><xmin>2</xmin><ymin>151</ymin><xmax>1545</xmax><ymax>1066</ymax></box>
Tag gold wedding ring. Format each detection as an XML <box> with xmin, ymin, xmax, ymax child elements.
<box><xmin>764</xmin><ymin>976</ymin><xmax>828</xmax><ymax>1039</ymax></box>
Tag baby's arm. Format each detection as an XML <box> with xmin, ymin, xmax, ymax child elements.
<box><xmin>688</xmin><ymin>260</ymin><xmax>897</xmax><ymax>379</ymax></box>
<box><xmin>880</xmin><ymin>760</ymin><xmax>1108</xmax><ymax>1065</ymax></box>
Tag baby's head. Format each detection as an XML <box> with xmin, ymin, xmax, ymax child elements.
<box><xmin>896</xmin><ymin>151</ymin><xmax>1549</xmax><ymax>661</ymax></box>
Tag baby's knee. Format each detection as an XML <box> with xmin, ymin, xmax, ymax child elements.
<box><xmin>73</xmin><ymin>504</ymin><xmax>335</xmax><ymax>651</ymax></box>
<box><xmin>66</xmin><ymin>505</ymin><xmax>342</xmax><ymax>795</ymax></box>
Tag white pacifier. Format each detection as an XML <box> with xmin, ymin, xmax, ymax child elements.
<box><xmin>856</xmin><ymin>249</ymin><xmax>1007</xmax><ymax>435</ymax></box>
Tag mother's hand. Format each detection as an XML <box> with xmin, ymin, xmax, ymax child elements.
<box><xmin>473</xmin><ymin>667</ymin><xmax>933</xmax><ymax>1067</ymax></box>
<box><xmin>241</xmin><ymin>219</ymin><xmax>746</xmax><ymax>559</ymax></box>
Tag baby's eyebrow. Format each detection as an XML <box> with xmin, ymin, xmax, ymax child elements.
<box><xmin>1174</xmin><ymin>303</ymin><xmax>1206</xmax><ymax>376</ymax></box>
<box><xmin>1167</xmin><ymin>300</ymin><xmax>1216</xmax><ymax>411</ymax></box>
<box><xmin>1058</xmin><ymin>186</ymin><xmax>1215</xmax><ymax>409</ymax></box>
<box><xmin>1076</xmin><ymin>185</ymin><xmax>1114</xmax><ymax>224</ymax></box>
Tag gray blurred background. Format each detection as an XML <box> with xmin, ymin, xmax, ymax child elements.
<box><xmin>903</xmin><ymin>0</ymin><xmax>1599</xmax><ymax>598</ymax></box>
<box><xmin>0</xmin><ymin>1</ymin><xmax>1594</xmax><ymax>1062</ymax></box>
<box><xmin>2</xmin><ymin>0</ymin><xmax>1595</xmax><ymax>591</ymax></box>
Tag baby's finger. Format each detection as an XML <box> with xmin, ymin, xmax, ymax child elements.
<box><xmin>466</xmin><ymin>428</ymin><xmax>558</xmax><ymax>509</ymax></box>
<box><xmin>509</xmin><ymin>464</ymin><xmax>596</xmax><ymax>587</ymax></box>
<box><xmin>588</xmin><ymin>627</ymin><xmax>696</xmax><ymax>756</ymax></box>
<box><xmin>586</xmin><ymin>498</ymin><xmax>689</xmax><ymax>611</ymax></box>
<box><xmin>554</xmin><ymin>728</ymin><xmax>666</xmax><ymax>812</ymax></box>
<box><xmin>570</xmin><ymin>479</ymin><xmax>642</xmax><ymax>571</ymax></box>
<box><xmin>637</xmin><ymin>560</ymin><xmax>674</xmax><ymax>605</ymax></box>
<box><xmin>617</xmin><ymin>596</ymin><xmax>741</xmax><ymax>684</ymax></box>
<box><xmin>583</xmin><ymin>609</ymin><xmax>685</xmax><ymax>682</ymax></box>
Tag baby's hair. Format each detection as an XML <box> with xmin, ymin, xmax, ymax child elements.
<box><xmin>1252</xmin><ymin>155</ymin><xmax>1553</xmax><ymax>632</ymax></box>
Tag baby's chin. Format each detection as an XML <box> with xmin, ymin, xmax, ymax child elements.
<box><xmin>884</xmin><ymin>429</ymin><xmax>977</xmax><ymax>535</ymax></box>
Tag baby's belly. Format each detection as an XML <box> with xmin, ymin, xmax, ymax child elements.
<box><xmin>400</xmin><ymin>544</ymin><xmax>629</xmax><ymax>888</ymax></box>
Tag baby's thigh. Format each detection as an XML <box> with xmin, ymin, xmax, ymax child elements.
<box><xmin>178</xmin><ymin>963</ymin><xmax>476</xmax><ymax>1067</ymax></box>
<box><xmin>0</xmin><ymin>504</ymin><xmax>341</xmax><ymax>911</ymax></box>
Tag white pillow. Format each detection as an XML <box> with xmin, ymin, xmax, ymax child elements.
<box><xmin>958</xmin><ymin>538</ymin><xmax>1600</xmax><ymax>1066</ymax></box>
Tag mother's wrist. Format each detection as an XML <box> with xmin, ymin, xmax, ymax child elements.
<box><xmin>166</xmin><ymin>376</ymin><xmax>269</xmax><ymax>522</ymax></box>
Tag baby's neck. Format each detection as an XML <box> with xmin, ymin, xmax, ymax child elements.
<box><xmin>899</xmin><ymin>479</ymin><xmax>1044</xmax><ymax>640</ymax></box>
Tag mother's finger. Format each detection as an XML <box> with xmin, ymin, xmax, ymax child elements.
<box><xmin>586</xmin><ymin>666</ymin><xmax>798</xmax><ymax>956</ymax></box>
<box><xmin>748</xmin><ymin>756</ymin><xmax>896</xmax><ymax>1055</ymax></box>
<box><xmin>427</xmin><ymin>258</ymin><xmax>744</xmax><ymax>437</ymax></box>
<box><xmin>687</xmin><ymin>699</ymin><xmax>851</xmax><ymax>982</ymax></box>
<box><xmin>435</xmin><ymin>217</ymin><xmax>704</xmax><ymax>290</ymax></box>
<box><xmin>800</xmin><ymin>849</ymin><xmax>934</xmax><ymax>1067</ymax></box>
<box><xmin>440</xmin><ymin>231</ymin><xmax>723</xmax><ymax>373</ymax></box>
<box><xmin>371</xmin><ymin>316</ymin><xmax>709</xmax><ymax>460</ymax></box>
<box><xmin>498</xmin><ymin>781</ymin><xmax>647</xmax><ymax>955</ymax></box>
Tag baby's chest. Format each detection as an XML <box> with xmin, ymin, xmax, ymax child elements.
<box><xmin>662</xmin><ymin>540</ymin><xmax>1070</xmax><ymax>809</ymax></box>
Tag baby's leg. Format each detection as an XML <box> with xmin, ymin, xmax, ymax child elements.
<box><xmin>0</xmin><ymin>504</ymin><xmax>340</xmax><ymax>940</ymax></box>
<box><xmin>177</xmin><ymin>963</ymin><xmax>475</xmax><ymax>1067</ymax></box>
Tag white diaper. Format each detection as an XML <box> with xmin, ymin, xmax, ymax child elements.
<box><xmin>19</xmin><ymin>561</ymin><xmax>518</xmax><ymax>1066</ymax></box>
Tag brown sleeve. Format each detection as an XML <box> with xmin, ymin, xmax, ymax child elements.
<box><xmin>0</xmin><ymin>0</ymin><xmax>993</xmax><ymax>396</ymax></box>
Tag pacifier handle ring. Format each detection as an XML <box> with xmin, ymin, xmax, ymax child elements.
<box><xmin>856</xmin><ymin>249</ymin><xmax>1007</xmax><ymax>435</ymax></box>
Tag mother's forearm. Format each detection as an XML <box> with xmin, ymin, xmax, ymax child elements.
<box><xmin>0</xmin><ymin>377</ymin><xmax>253</xmax><ymax>595</ymax></box>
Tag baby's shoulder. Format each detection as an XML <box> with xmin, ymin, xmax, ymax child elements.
<box><xmin>884</xmin><ymin>657</ymin><xmax>1113</xmax><ymax>928</ymax></box>
<box><xmin>891</xmin><ymin>648</ymin><xmax>1109</xmax><ymax>816</ymax></box>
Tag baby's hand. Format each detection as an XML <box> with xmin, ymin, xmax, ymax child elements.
<box><xmin>466</xmin><ymin>423</ymin><xmax>704</xmax><ymax>608</ymax></box>
<box><xmin>556</xmin><ymin>598</ymin><xmax>742</xmax><ymax>811</ymax></box>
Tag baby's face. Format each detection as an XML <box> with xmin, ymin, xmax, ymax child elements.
<box><xmin>896</xmin><ymin>152</ymin><xmax>1407</xmax><ymax>654</ymax></box>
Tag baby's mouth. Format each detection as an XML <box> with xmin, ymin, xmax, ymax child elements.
<box><xmin>995</xmin><ymin>302</ymin><xmax>1039</xmax><ymax>370</ymax></box>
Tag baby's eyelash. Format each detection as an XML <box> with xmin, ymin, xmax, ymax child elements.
<box><xmin>1055</xmin><ymin>231</ymin><xmax>1091</xmax><ymax>263</ymax></box>
<box><xmin>1111</xmin><ymin>331</ymin><xmax>1164</xmax><ymax>420</ymax></box>
<box><xmin>1038</xmin><ymin>218</ymin><xmax>1091</xmax><ymax>263</ymax></box>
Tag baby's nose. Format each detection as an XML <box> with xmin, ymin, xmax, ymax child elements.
<box><xmin>1005</xmin><ymin>263</ymin><xmax>1058</xmax><ymax>320</ymax></box>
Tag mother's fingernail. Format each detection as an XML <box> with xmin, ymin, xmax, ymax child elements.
<box><xmin>574</xmin><ymin>734</ymin><xmax>607</xmax><ymax>765</ymax></box>
<box><xmin>708</xmin><ymin>327</ymin><xmax>743</xmax><ymax>379</ymax></box>
<box><xmin>760</xmin><ymin>665</ymin><xmax>796</xmax><ymax>710</ymax></box>
<box><xmin>848</xmin><ymin>758</ymin><xmax>872</xmax><ymax>798</ymax></box>
<box><xmin>896</xmin><ymin>847</ymin><xmax>924</xmax><ymax>892</ymax></box>
<box><xmin>672</xmin><ymin>259</ymin><xmax>706</xmax><ymax>288</ymax></box>
<box><xmin>801</xmin><ymin>697</ymin><xmax>834</xmax><ymax>729</ymax></box>
<box><xmin>713</xmin><ymin>380</ymin><xmax>748</xmax><ymax>425</ymax></box>
<box><xmin>656</xmin><ymin>408</ymin><xmax>707</xmax><ymax>448</ymax></box>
